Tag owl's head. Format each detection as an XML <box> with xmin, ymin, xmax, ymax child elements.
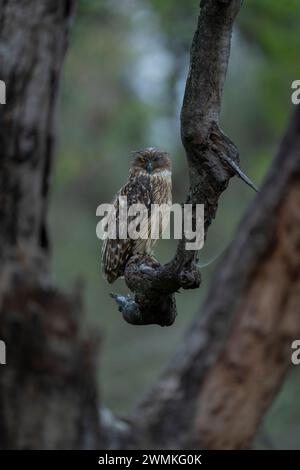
<box><xmin>131</xmin><ymin>147</ymin><xmax>171</xmax><ymax>175</ymax></box>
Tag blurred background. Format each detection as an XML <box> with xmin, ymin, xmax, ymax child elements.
<box><xmin>49</xmin><ymin>0</ymin><xmax>300</xmax><ymax>449</ymax></box>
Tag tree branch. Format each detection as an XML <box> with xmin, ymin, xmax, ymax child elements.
<box><xmin>112</xmin><ymin>0</ymin><xmax>244</xmax><ymax>326</ymax></box>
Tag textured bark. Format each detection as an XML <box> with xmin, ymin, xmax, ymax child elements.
<box><xmin>0</xmin><ymin>0</ymin><xmax>75</xmax><ymax>260</ymax></box>
<box><xmin>194</xmin><ymin>111</ymin><xmax>300</xmax><ymax>449</ymax></box>
<box><xmin>0</xmin><ymin>276</ymin><xmax>101</xmax><ymax>449</ymax></box>
<box><xmin>111</xmin><ymin>0</ymin><xmax>244</xmax><ymax>326</ymax></box>
<box><xmin>0</xmin><ymin>0</ymin><xmax>101</xmax><ymax>450</ymax></box>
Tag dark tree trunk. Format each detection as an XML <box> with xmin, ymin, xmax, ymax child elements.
<box><xmin>0</xmin><ymin>0</ymin><xmax>101</xmax><ymax>450</ymax></box>
<box><xmin>0</xmin><ymin>0</ymin><xmax>74</xmax><ymax>259</ymax></box>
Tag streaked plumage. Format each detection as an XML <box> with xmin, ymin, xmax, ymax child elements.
<box><xmin>102</xmin><ymin>147</ymin><xmax>172</xmax><ymax>283</ymax></box>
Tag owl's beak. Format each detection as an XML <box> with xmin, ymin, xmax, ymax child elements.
<box><xmin>146</xmin><ymin>161</ymin><xmax>153</xmax><ymax>174</ymax></box>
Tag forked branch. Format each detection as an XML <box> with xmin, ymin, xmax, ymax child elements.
<box><xmin>112</xmin><ymin>0</ymin><xmax>244</xmax><ymax>326</ymax></box>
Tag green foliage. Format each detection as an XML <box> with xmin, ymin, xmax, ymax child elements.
<box><xmin>238</xmin><ymin>0</ymin><xmax>300</xmax><ymax>129</ymax></box>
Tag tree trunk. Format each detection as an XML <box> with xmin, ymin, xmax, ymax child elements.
<box><xmin>0</xmin><ymin>0</ymin><xmax>101</xmax><ymax>450</ymax></box>
<box><xmin>0</xmin><ymin>0</ymin><xmax>74</xmax><ymax>259</ymax></box>
<box><xmin>133</xmin><ymin>107</ymin><xmax>300</xmax><ymax>450</ymax></box>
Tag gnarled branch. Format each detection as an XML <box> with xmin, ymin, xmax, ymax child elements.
<box><xmin>112</xmin><ymin>0</ymin><xmax>244</xmax><ymax>326</ymax></box>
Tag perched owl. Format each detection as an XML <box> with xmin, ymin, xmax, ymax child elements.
<box><xmin>102</xmin><ymin>147</ymin><xmax>172</xmax><ymax>283</ymax></box>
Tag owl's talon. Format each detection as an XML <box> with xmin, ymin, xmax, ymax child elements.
<box><xmin>110</xmin><ymin>291</ymin><xmax>176</xmax><ymax>326</ymax></box>
<box><xmin>178</xmin><ymin>266</ymin><xmax>201</xmax><ymax>289</ymax></box>
<box><xmin>110</xmin><ymin>293</ymin><xmax>141</xmax><ymax>321</ymax></box>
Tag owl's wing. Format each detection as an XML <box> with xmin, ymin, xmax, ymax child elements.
<box><xmin>101</xmin><ymin>174</ymin><xmax>152</xmax><ymax>284</ymax></box>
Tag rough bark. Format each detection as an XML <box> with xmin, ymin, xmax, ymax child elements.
<box><xmin>0</xmin><ymin>0</ymin><xmax>75</xmax><ymax>261</ymax></box>
<box><xmin>0</xmin><ymin>0</ymin><xmax>101</xmax><ymax>450</ymax></box>
<box><xmin>194</xmin><ymin>110</ymin><xmax>300</xmax><ymax>449</ymax></box>
<box><xmin>0</xmin><ymin>276</ymin><xmax>101</xmax><ymax>449</ymax></box>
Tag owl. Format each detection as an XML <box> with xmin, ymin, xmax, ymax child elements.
<box><xmin>102</xmin><ymin>147</ymin><xmax>172</xmax><ymax>284</ymax></box>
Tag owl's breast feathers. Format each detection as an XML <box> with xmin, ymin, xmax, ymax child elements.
<box><xmin>102</xmin><ymin>170</ymin><xmax>172</xmax><ymax>284</ymax></box>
